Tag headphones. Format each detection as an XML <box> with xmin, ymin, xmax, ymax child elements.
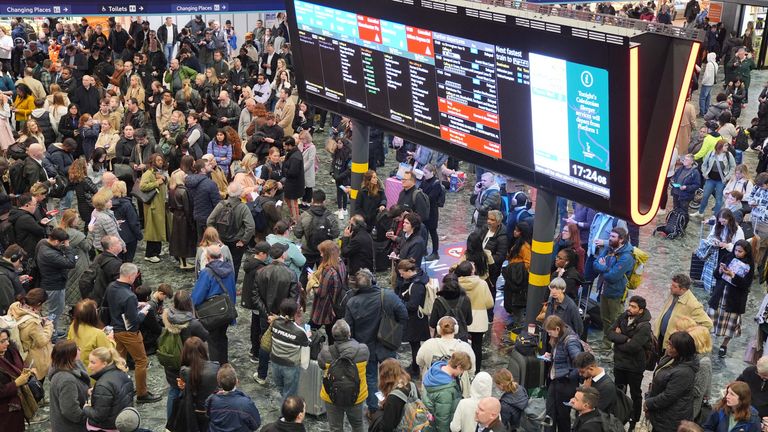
<box><xmin>437</xmin><ymin>315</ymin><xmax>459</xmax><ymax>336</ymax></box>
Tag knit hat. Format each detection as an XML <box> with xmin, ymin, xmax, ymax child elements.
<box><xmin>115</xmin><ymin>407</ymin><xmax>140</xmax><ymax>432</ymax></box>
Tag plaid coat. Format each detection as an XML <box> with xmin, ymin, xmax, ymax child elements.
<box><xmin>311</xmin><ymin>262</ymin><xmax>348</xmax><ymax>325</ymax></box>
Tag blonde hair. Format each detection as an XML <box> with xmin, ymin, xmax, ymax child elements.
<box><xmin>92</xmin><ymin>189</ymin><xmax>113</xmax><ymax>210</ymax></box>
<box><xmin>493</xmin><ymin>369</ymin><xmax>519</xmax><ymax>393</ymax></box>
<box><xmin>673</xmin><ymin>316</ymin><xmax>697</xmax><ymax>332</ymax></box>
<box><xmin>29</xmin><ymin>182</ymin><xmax>48</xmax><ymax>197</ymax></box>
<box><xmin>241</xmin><ymin>153</ymin><xmax>258</xmax><ymax>171</ymax></box>
<box><xmin>687</xmin><ymin>325</ymin><xmax>713</xmax><ymax>354</ymax></box>
<box><xmin>111</xmin><ymin>180</ymin><xmax>128</xmax><ymax>198</ymax></box>
<box><xmin>58</xmin><ymin>208</ymin><xmax>79</xmax><ymax>229</ymax></box>
<box><xmin>90</xmin><ymin>347</ymin><xmax>128</xmax><ymax>372</ymax></box>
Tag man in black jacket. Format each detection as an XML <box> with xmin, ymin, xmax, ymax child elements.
<box><xmin>570</xmin><ymin>387</ymin><xmax>604</xmax><ymax>432</ymax></box>
<box><xmin>241</xmin><ymin>241</ymin><xmax>271</xmax><ymax>362</ymax></box>
<box><xmin>605</xmin><ymin>295</ymin><xmax>652</xmax><ymax>429</ymax></box>
<box><xmin>89</xmin><ymin>236</ymin><xmax>123</xmax><ymax>305</ymax></box>
<box><xmin>574</xmin><ymin>352</ymin><xmax>617</xmax><ymax>416</ymax></box>
<box><xmin>8</xmin><ymin>193</ymin><xmax>49</xmax><ymax>257</ymax></box>
<box><xmin>397</xmin><ymin>170</ymin><xmax>430</xmax><ymax>225</ymax></box>
<box><xmin>69</xmin><ymin>75</ymin><xmax>100</xmax><ymax>115</ymax></box>
<box><xmin>105</xmin><ymin>263</ymin><xmax>162</xmax><ymax>403</ymax></box>
<box><xmin>253</xmin><ymin>243</ymin><xmax>299</xmax><ymax>384</ymax></box>
<box><xmin>737</xmin><ymin>356</ymin><xmax>768</xmax><ymax>418</ymax></box>
<box><xmin>21</xmin><ymin>143</ymin><xmax>54</xmax><ymax>194</ymax></box>
<box><xmin>35</xmin><ymin>228</ymin><xmax>77</xmax><ymax>339</ymax></box>
<box><xmin>0</xmin><ymin>245</ymin><xmax>27</xmax><ymax>315</ymax></box>
<box><xmin>341</xmin><ymin>215</ymin><xmax>373</xmax><ymax>276</ymax></box>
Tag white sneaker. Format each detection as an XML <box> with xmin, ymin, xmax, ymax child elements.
<box><xmin>144</xmin><ymin>256</ymin><xmax>160</xmax><ymax>263</ymax></box>
<box><xmin>337</xmin><ymin>209</ymin><xmax>345</xmax><ymax>220</ymax></box>
<box><xmin>253</xmin><ymin>373</ymin><xmax>267</xmax><ymax>385</ymax></box>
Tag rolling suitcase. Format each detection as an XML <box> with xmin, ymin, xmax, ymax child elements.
<box><xmin>507</xmin><ymin>349</ymin><xmax>546</xmax><ymax>392</ymax></box>
<box><xmin>297</xmin><ymin>360</ymin><xmax>326</xmax><ymax>416</ymax></box>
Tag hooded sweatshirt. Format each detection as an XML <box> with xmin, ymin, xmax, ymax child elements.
<box><xmin>701</xmin><ymin>52</ymin><xmax>718</xmax><ymax>86</ymax></box>
<box><xmin>423</xmin><ymin>360</ymin><xmax>463</xmax><ymax>432</ymax></box>
<box><xmin>500</xmin><ymin>385</ymin><xmax>529</xmax><ymax>430</ymax></box>
<box><xmin>191</xmin><ymin>259</ymin><xmax>237</xmax><ymax>324</ymax></box>
<box><xmin>450</xmin><ymin>371</ymin><xmax>493</xmax><ymax>432</ymax></box>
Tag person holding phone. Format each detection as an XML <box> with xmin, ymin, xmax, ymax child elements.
<box><xmin>671</xmin><ymin>153</ymin><xmax>702</xmax><ymax>213</ymax></box>
<box><xmin>0</xmin><ymin>327</ymin><xmax>35</xmax><ymax>432</ymax></box>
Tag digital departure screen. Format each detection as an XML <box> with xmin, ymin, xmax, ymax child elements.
<box><xmin>292</xmin><ymin>0</ymin><xmax>614</xmax><ymax>197</ymax></box>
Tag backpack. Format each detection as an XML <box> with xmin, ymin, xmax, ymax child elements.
<box><xmin>7</xmin><ymin>144</ymin><xmax>27</xmax><ymax>161</ymax></box>
<box><xmin>404</xmin><ymin>278</ymin><xmax>438</xmax><ymax>319</ymax></box>
<box><xmin>413</xmin><ymin>189</ymin><xmax>431</xmax><ymax>218</ymax></box>
<box><xmin>247</xmin><ymin>199</ymin><xmax>268</xmax><ymax>232</ymax></box>
<box><xmin>734</xmin><ymin>127</ymin><xmax>750</xmax><ymax>151</ymax></box>
<box><xmin>644</xmin><ymin>323</ymin><xmax>661</xmax><ymax>371</ymax></box>
<box><xmin>156</xmin><ymin>328</ymin><xmax>183</xmax><ymax>370</ymax></box>
<box><xmin>331</xmin><ymin>268</ymin><xmax>350</xmax><ymax>319</ymax></box>
<box><xmin>613</xmin><ymin>387</ymin><xmax>633</xmax><ymax>424</ymax></box>
<box><xmin>78</xmin><ymin>260</ymin><xmax>100</xmax><ymax>300</ymax></box>
<box><xmin>8</xmin><ymin>160</ymin><xmax>26</xmax><ymax>194</ymax></box>
<box><xmin>322</xmin><ymin>346</ymin><xmax>361</xmax><ymax>407</ymax></box>
<box><xmin>435</xmin><ymin>296</ymin><xmax>468</xmax><ymax>340</ymax></box>
<box><xmin>390</xmin><ymin>382</ymin><xmax>433</xmax><ymax>432</ymax></box>
<box><xmin>565</xmin><ymin>334</ymin><xmax>593</xmax><ymax>355</ymax></box>
<box><xmin>306</xmin><ymin>212</ymin><xmax>334</xmax><ymax>255</ymax></box>
<box><xmin>656</xmin><ymin>208</ymin><xmax>688</xmax><ymax>239</ymax></box>
<box><xmin>584</xmin><ymin>410</ymin><xmax>626</xmax><ymax>432</ymax></box>
<box><xmin>213</xmin><ymin>201</ymin><xmax>239</xmax><ymax>243</ymax></box>
<box><xmin>435</xmin><ymin>184</ymin><xmax>447</xmax><ymax>208</ymax></box>
<box><xmin>0</xmin><ymin>217</ymin><xmax>15</xmax><ymax>251</ymax></box>
<box><xmin>626</xmin><ymin>247</ymin><xmax>648</xmax><ymax>290</ymax></box>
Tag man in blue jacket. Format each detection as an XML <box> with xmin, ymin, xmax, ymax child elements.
<box><xmin>206</xmin><ymin>364</ymin><xmax>262</xmax><ymax>432</ymax></box>
<box><xmin>186</xmin><ymin>159</ymin><xmax>221</xmax><ymax>242</ymax></box>
<box><xmin>593</xmin><ymin>227</ymin><xmax>635</xmax><ymax>349</ymax></box>
<box><xmin>192</xmin><ymin>244</ymin><xmax>236</xmax><ymax>364</ymax></box>
<box><xmin>345</xmin><ymin>268</ymin><xmax>408</xmax><ymax>416</ymax></box>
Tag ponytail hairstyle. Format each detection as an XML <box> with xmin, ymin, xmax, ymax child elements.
<box><xmin>181</xmin><ymin>336</ymin><xmax>209</xmax><ymax>391</ymax></box>
<box><xmin>493</xmin><ymin>368</ymin><xmax>520</xmax><ymax>393</ymax></box>
<box><xmin>90</xmin><ymin>346</ymin><xmax>128</xmax><ymax>372</ymax></box>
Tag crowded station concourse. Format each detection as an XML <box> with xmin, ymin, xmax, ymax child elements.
<box><xmin>0</xmin><ymin>3</ymin><xmax>766</xmax><ymax>432</ymax></box>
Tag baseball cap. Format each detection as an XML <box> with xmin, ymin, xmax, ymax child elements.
<box><xmin>269</xmin><ymin>243</ymin><xmax>289</xmax><ymax>259</ymax></box>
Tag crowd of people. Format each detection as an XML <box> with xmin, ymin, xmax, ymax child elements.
<box><xmin>0</xmin><ymin>4</ymin><xmax>767</xmax><ymax>432</ymax></box>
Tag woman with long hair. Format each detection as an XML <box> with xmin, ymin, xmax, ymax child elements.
<box><xmin>174</xmin><ymin>78</ymin><xmax>201</xmax><ymax>113</ymax></box>
<box><xmin>140</xmin><ymin>153</ymin><xmax>168</xmax><ymax>263</ymax></box>
<box><xmin>504</xmin><ymin>221</ymin><xmax>533</xmax><ymax>324</ymax></box>
<box><xmin>47</xmin><ymin>91</ymin><xmax>69</xmax><ymax>139</ymax></box>
<box><xmin>8</xmin><ymin>289</ymin><xmax>53</xmax><ymax>380</ymax></box>
<box><xmin>395</xmin><ymin>258</ymin><xmax>431</xmax><ymax>376</ymax></box>
<box><xmin>299</xmin><ymin>130</ymin><xmax>317</xmax><ymax>207</ymax></box>
<box><xmin>94</xmin><ymin>119</ymin><xmax>119</xmax><ymax>164</ymax></box>
<box><xmin>310</xmin><ymin>240</ymin><xmax>347</xmax><ymax>344</ymax></box>
<box><xmin>195</xmin><ymin>227</ymin><xmax>234</xmax><ymax>276</ymax></box>
<box><xmin>110</xmin><ymin>181</ymin><xmax>142</xmax><ymax>262</ymax></box>
<box><xmin>709</xmin><ymin>239</ymin><xmax>754</xmax><ymax>357</ymax></box>
<box><xmin>67</xmin><ymin>299</ymin><xmax>113</xmax><ymax>367</ymax></box>
<box><xmin>461</xmin><ymin>230</ymin><xmax>493</xmax><ymax>281</ymax></box>
<box><xmin>49</xmin><ymin>340</ymin><xmax>91</xmax><ymax>432</ymax></box>
<box><xmin>696</xmin><ymin>139</ymin><xmax>736</xmax><ymax>219</ymax></box>
<box><xmin>175</xmin><ymin>337</ymin><xmax>220</xmax><ymax>432</ymax></box>
<box><xmin>723</xmin><ymin>164</ymin><xmax>754</xmax><ymax>212</ymax></box>
<box><xmin>207</xmin><ymin>129</ymin><xmax>233</xmax><ymax>176</ymax></box>
<box><xmin>702</xmin><ymin>381</ymin><xmax>761</xmax><ymax>431</ymax></box>
<box><xmin>646</xmin><ymin>331</ymin><xmax>699</xmax><ymax>431</ymax></box>
<box><xmin>124</xmin><ymin>74</ymin><xmax>146</xmax><ymax>110</ymax></box>
<box><xmin>704</xmin><ymin>208</ymin><xmax>745</xmax><ymax>292</ymax></box>
<box><xmin>330</xmin><ymin>137</ymin><xmax>352</xmax><ymax>218</ymax></box>
<box><xmin>83</xmin><ymin>347</ymin><xmax>134</xmax><ymax>431</ymax></box>
<box><xmin>542</xmin><ymin>315</ymin><xmax>582</xmax><ymax>432</ymax></box>
<box><xmin>353</xmin><ymin>169</ymin><xmax>386</xmax><ymax>231</ymax></box>
<box><xmin>169</xmin><ymin>155</ymin><xmax>197</xmax><ymax>270</ymax></box>
<box><xmin>0</xmin><ymin>327</ymin><xmax>33</xmax><ymax>432</ymax></box>
<box><xmin>16</xmin><ymin>119</ymin><xmax>44</xmax><ymax>146</ymax></box>
<box><xmin>59</xmin><ymin>103</ymin><xmax>80</xmax><ymax>143</ymax></box>
<box><xmin>552</xmin><ymin>222</ymin><xmax>585</xmax><ymax>275</ymax></box>
<box><xmin>232</xmin><ymin>153</ymin><xmax>259</xmax><ymax>199</ymax></box>
<box><xmin>89</xmin><ymin>189</ymin><xmax>125</xmax><ymax>253</ymax></box>
<box><xmin>368</xmin><ymin>358</ymin><xmax>415</xmax><ymax>432</ymax></box>
<box><xmin>223</xmin><ymin>126</ymin><xmax>243</xmax><ymax>162</ymax></box>
<box><xmin>58</xmin><ymin>208</ymin><xmax>92</xmax><ymax>307</ymax></box>
<box><xmin>12</xmin><ymin>83</ymin><xmax>34</xmax><ymax>130</ymax></box>
<box><xmin>68</xmin><ymin>159</ymin><xmax>98</xmax><ymax>228</ymax></box>
<box><xmin>260</xmin><ymin>146</ymin><xmax>284</xmax><ymax>195</ymax></box>
<box><xmin>87</xmin><ymin>147</ymin><xmax>109</xmax><ymax>187</ymax></box>
<box><xmin>428</xmin><ymin>274</ymin><xmax>473</xmax><ymax>341</ymax></box>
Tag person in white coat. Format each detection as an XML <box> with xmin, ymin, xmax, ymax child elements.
<box><xmin>298</xmin><ymin>130</ymin><xmax>316</xmax><ymax>207</ymax></box>
<box><xmin>450</xmin><ymin>371</ymin><xmax>493</xmax><ymax>432</ymax></box>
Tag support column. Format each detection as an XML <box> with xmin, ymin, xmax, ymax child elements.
<box><xmin>348</xmin><ymin>119</ymin><xmax>370</xmax><ymax>214</ymax></box>
<box><xmin>525</xmin><ymin>189</ymin><xmax>557</xmax><ymax>325</ymax></box>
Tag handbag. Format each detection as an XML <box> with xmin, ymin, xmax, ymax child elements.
<box><xmin>47</xmin><ymin>174</ymin><xmax>69</xmax><ymax>199</ymax></box>
<box><xmin>27</xmin><ymin>375</ymin><xmax>44</xmax><ymax>402</ymax></box>
<box><xmin>196</xmin><ymin>270</ymin><xmax>237</xmax><ymax>329</ymax></box>
<box><xmin>112</xmin><ymin>163</ymin><xmax>135</xmax><ymax>182</ymax></box>
<box><xmin>376</xmin><ymin>289</ymin><xmax>402</xmax><ymax>351</ymax></box>
<box><xmin>132</xmin><ymin>181</ymin><xmax>157</xmax><ymax>204</ymax></box>
<box><xmin>260</xmin><ymin>322</ymin><xmax>274</xmax><ymax>352</ymax></box>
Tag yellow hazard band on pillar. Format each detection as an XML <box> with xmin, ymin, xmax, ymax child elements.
<box><xmin>349</xmin><ymin>188</ymin><xmax>358</xmax><ymax>199</ymax></box>
<box><xmin>529</xmin><ymin>272</ymin><xmax>551</xmax><ymax>287</ymax></box>
<box><xmin>531</xmin><ymin>240</ymin><xmax>554</xmax><ymax>255</ymax></box>
<box><xmin>351</xmin><ymin>162</ymin><xmax>369</xmax><ymax>174</ymax></box>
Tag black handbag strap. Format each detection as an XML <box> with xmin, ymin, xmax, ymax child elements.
<box><xmin>206</xmin><ymin>268</ymin><xmax>228</xmax><ymax>296</ymax></box>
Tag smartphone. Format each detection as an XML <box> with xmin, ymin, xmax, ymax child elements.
<box><xmin>303</xmin><ymin>324</ymin><xmax>311</xmax><ymax>333</ymax></box>
<box><xmin>671</xmin><ymin>183</ymin><xmax>681</xmax><ymax>188</ymax></box>
<box><xmin>46</xmin><ymin>209</ymin><xmax>59</xmax><ymax>217</ymax></box>
<box><xmin>375</xmin><ymin>391</ymin><xmax>384</xmax><ymax>402</ymax></box>
<box><xmin>306</xmin><ymin>267</ymin><xmax>314</xmax><ymax>275</ymax></box>
<box><xmin>537</xmin><ymin>355</ymin><xmax>551</xmax><ymax>362</ymax></box>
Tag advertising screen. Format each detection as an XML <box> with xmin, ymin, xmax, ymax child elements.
<box><xmin>292</xmin><ymin>0</ymin><xmax>616</xmax><ymax>197</ymax></box>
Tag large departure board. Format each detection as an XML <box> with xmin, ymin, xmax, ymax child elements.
<box><xmin>293</xmin><ymin>0</ymin><xmax>613</xmax><ymax>197</ymax></box>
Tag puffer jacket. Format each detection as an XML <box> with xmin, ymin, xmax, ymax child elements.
<box><xmin>593</xmin><ymin>242</ymin><xmax>635</xmax><ymax>299</ymax></box>
<box><xmin>550</xmin><ymin>327</ymin><xmax>583</xmax><ymax>381</ymax></box>
<box><xmin>500</xmin><ymin>385</ymin><xmax>529</xmax><ymax>430</ymax></box>
<box><xmin>161</xmin><ymin>307</ymin><xmax>209</xmax><ymax>385</ymax></box>
<box><xmin>318</xmin><ymin>337</ymin><xmax>370</xmax><ymax>405</ymax></box>
<box><xmin>450</xmin><ymin>371</ymin><xmax>493</xmax><ymax>432</ymax></box>
<box><xmin>704</xmin><ymin>100</ymin><xmax>730</xmax><ymax>121</ymax></box>
<box><xmin>605</xmin><ymin>309</ymin><xmax>653</xmax><ymax>373</ymax></box>
<box><xmin>186</xmin><ymin>173</ymin><xmax>221</xmax><ymax>223</ymax></box>
<box><xmin>422</xmin><ymin>360</ymin><xmax>462</xmax><ymax>432</ymax></box>
<box><xmin>48</xmin><ymin>363</ymin><xmax>90</xmax><ymax>432</ymax></box>
<box><xmin>83</xmin><ymin>363</ymin><xmax>135</xmax><ymax>430</ymax></box>
<box><xmin>34</xmin><ymin>239</ymin><xmax>77</xmax><ymax>291</ymax></box>
<box><xmin>45</xmin><ymin>143</ymin><xmax>73</xmax><ymax>176</ymax></box>
<box><xmin>645</xmin><ymin>356</ymin><xmax>699</xmax><ymax>432</ymax></box>
<box><xmin>8</xmin><ymin>301</ymin><xmax>53</xmax><ymax>379</ymax></box>
<box><xmin>459</xmin><ymin>275</ymin><xmax>494</xmax><ymax>333</ymax></box>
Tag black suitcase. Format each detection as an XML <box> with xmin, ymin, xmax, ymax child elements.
<box><xmin>508</xmin><ymin>349</ymin><xmax>546</xmax><ymax>392</ymax></box>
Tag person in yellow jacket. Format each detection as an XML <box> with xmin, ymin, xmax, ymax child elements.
<box><xmin>7</xmin><ymin>288</ymin><xmax>53</xmax><ymax>380</ymax></box>
<box><xmin>12</xmin><ymin>83</ymin><xmax>35</xmax><ymax>130</ymax></box>
<box><xmin>67</xmin><ymin>299</ymin><xmax>115</xmax><ymax>368</ymax></box>
<box><xmin>653</xmin><ymin>273</ymin><xmax>713</xmax><ymax>351</ymax></box>
<box><xmin>317</xmin><ymin>319</ymin><xmax>369</xmax><ymax>432</ymax></box>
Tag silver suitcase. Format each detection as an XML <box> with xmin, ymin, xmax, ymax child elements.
<box><xmin>298</xmin><ymin>360</ymin><xmax>327</xmax><ymax>416</ymax></box>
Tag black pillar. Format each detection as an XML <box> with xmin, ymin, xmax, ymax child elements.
<box><xmin>524</xmin><ymin>189</ymin><xmax>557</xmax><ymax>325</ymax></box>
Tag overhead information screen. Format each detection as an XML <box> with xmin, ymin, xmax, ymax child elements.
<box><xmin>293</xmin><ymin>0</ymin><xmax>613</xmax><ymax>197</ymax></box>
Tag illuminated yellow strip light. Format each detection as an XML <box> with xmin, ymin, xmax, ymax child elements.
<box><xmin>630</xmin><ymin>42</ymin><xmax>700</xmax><ymax>225</ymax></box>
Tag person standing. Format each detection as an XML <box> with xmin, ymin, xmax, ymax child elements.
<box><xmin>541</xmin><ymin>315</ymin><xmax>583</xmax><ymax>432</ymax></box>
<box><xmin>653</xmin><ymin>273</ymin><xmax>713</xmax><ymax>352</ymax></box>
<box><xmin>702</xmin><ymin>381</ymin><xmax>762</xmax><ymax>431</ymax></box>
<box><xmin>574</xmin><ymin>352</ymin><xmax>617</xmax><ymax>415</ymax></box>
<box><xmin>206</xmin><ymin>364</ymin><xmax>262</xmax><ymax>432</ymax></box>
<box><xmin>708</xmin><ymin>239</ymin><xmax>754</xmax><ymax>357</ymax></box>
<box><xmin>83</xmin><ymin>347</ymin><xmax>136</xmax><ymax>430</ymax></box>
<box><xmin>176</xmin><ymin>337</ymin><xmax>220</xmax><ymax>432</ymax></box>
<box><xmin>450</xmin><ymin>372</ymin><xmax>494</xmax><ymax>432</ymax></box>
<box><xmin>606</xmin><ymin>295</ymin><xmax>652</xmax><ymax>429</ymax></box>
<box><xmin>420</xmin><ymin>163</ymin><xmax>444</xmax><ymax>261</ymax></box>
<box><xmin>49</xmin><ymin>340</ymin><xmax>90</xmax><ymax>432</ymax></box>
<box><xmin>309</xmin><ymin>240</ymin><xmax>347</xmax><ymax>345</ymax></box>
<box><xmin>35</xmin><ymin>228</ymin><xmax>77</xmax><ymax>339</ymax></box>
<box><xmin>7</xmin><ymin>288</ymin><xmax>53</xmax><ymax>380</ymax></box>
<box><xmin>260</xmin><ymin>396</ymin><xmax>306</xmax><ymax>432</ymax></box>
<box><xmin>191</xmin><ymin>245</ymin><xmax>237</xmax><ymax>365</ymax></box>
<box><xmin>397</xmin><ymin>170</ymin><xmax>430</xmax><ymax>225</ymax></box>
<box><xmin>186</xmin><ymin>159</ymin><xmax>221</xmax><ymax>242</ymax></box>
<box><xmin>644</xmin><ymin>331</ymin><xmax>698</xmax><ymax>431</ymax></box>
<box><xmin>737</xmin><ymin>356</ymin><xmax>768</xmax><ymax>418</ymax></box>
<box><xmin>470</xmin><ymin>172</ymin><xmax>500</xmax><ymax>230</ymax></box>
<box><xmin>340</xmin><ymin>215</ymin><xmax>374</xmax><ymax>277</ymax></box>
<box><xmin>139</xmin><ymin>153</ymin><xmax>168</xmax><ymax>263</ymax></box>
<box><xmin>569</xmin><ymin>387</ymin><xmax>604</xmax><ymax>432</ymax></box>
<box><xmin>206</xmin><ymin>182</ymin><xmax>255</xmax><ymax>278</ymax></box>
<box><xmin>265</xmin><ymin>299</ymin><xmax>310</xmax><ymax>401</ymax></box>
<box><xmin>395</xmin><ymin>258</ymin><xmax>431</xmax><ymax>377</ymax></box>
<box><xmin>454</xmin><ymin>261</ymin><xmax>494</xmax><ymax>371</ymax></box>
<box><xmin>699</xmin><ymin>52</ymin><xmax>718</xmax><ymax>117</ymax></box>
<box><xmin>282</xmin><ymin>136</ymin><xmax>305</xmax><ymax>223</ymax></box>
<box><xmin>593</xmin><ymin>226</ymin><xmax>635</xmax><ymax>348</ymax></box>
<box><xmin>105</xmin><ymin>263</ymin><xmax>162</xmax><ymax>403</ymax></box>
<box><xmin>422</xmin><ymin>351</ymin><xmax>472</xmax><ymax>431</ymax></box>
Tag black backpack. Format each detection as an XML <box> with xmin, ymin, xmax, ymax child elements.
<box><xmin>247</xmin><ymin>199</ymin><xmax>267</xmax><ymax>232</ymax></box>
<box><xmin>584</xmin><ymin>411</ymin><xmax>626</xmax><ymax>432</ymax></box>
<box><xmin>0</xmin><ymin>217</ymin><xmax>15</xmax><ymax>251</ymax></box>
<box><xmin>8</xmin><ymin>161</ymin><xmax>26</xmax><ymax>194</ymax></box>
<box><xmin>306</xmin><ymin>212</ymin><xmax>333</xmax><ymax>255</ymax></box>
<box><xmin>734</xmin><ymin>127</ymin><xmax>750</xmax><ymax>151</ymax></box>
<box><xmin>322</xmin><ymin>346</ymin><xmax>361</xmax><ymax>407</ymax></box>
<box><xmin>435</xmin><ymin>183</ymin><xmax>446</xmax><ymax>208</ymax></box>
<box><xmin>655</xmin><ymin>208</ymin><xmax>688</xmax><ymax>239</ymax></box>
<box><xmin>213</xmin><ymin>201</ymin><xmax>239</xmax><ymax>243</ymax></box>
<box><xmin>435</xmin><ymin>296</ymin><xmax>468</xmax><ymax>340</ymax></box>
<box><xmin>79</xmin><ymin>260</ymin><xmax>101</xmax><ymax>300</ymax></box>
<box><xmin>614</xmin><ymin>387</ymin><xmax>633</xmax><ymax>424</ymax></box>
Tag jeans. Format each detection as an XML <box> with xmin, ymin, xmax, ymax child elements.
<box><xmin>365</xmin><ymin>358</ymin><xmax>379</xmax><ymax>412</ymax></box>
<box><xmin>164</xmin><ymin>43</ymin><xmax>175</xmax><ymax>61</ymax></box>
<box><xmin>208</xmin><ymin>325</ymin><xmax>229</xmax><ymax>364</ymax></box>
<box><xmin>614</xmin><ymin>368</ymin><xmax>644</xmax><ymax>423</ymax></box>
<box><xmin>166</xmin><ymin>383</ymin><xmax>180</xmax><ymax>420</ymax></box>
<box><xmin>698</xmin><ymin>179</ymin><xmax>725</xmax><ymax>216</ymax></box>
<box><xmin>272</xmin><ymin>363</ymin><xmax>300</xmax><ymax>402</ymax></box>
<box><xmin>58</xmin><ymin>190</ymin><xmax>74</xmax><ymax>213</ymax></box>
<box><xmin>326</xmin><ymin>402</ymin><xmax>364</xmax><ymax>432</ymax></box>
<box><xmin>114</xmin><ymin>331</ymin><xmax>149</xmax><ymax>396</ymax></box>
<box><xmin>43</xmin><ymin>289</ymin><xmax>66</xmax><ymax>338</ymax></box>
<box><xmin>699</xmin><ymin>85</ymin><xmax>712</xmax><ymax>115</ymax></box>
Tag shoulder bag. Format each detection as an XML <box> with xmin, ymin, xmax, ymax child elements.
<box><xmin>196</xmin><ymin>270</ymin><xmax>238</xmax><ymax>329</ymax></box>
<box><xmin>377</xmin><ymin>289</ymin><xmax>402</xmax><ymax>351</ymax></box>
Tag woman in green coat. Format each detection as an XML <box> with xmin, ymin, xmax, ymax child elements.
<box><xmin>140</xmin><ymin>153</ymin><xmax>168</xmax><ymax>263</ymax></box>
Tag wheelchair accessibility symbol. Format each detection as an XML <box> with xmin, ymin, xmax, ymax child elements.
<box><xmin>580</xmin><ymin>71</ymin><xmax>594</xmax><ymax>88</ymax></box>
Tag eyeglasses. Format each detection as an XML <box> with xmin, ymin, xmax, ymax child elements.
<box><xmin>0</xmin><ymin>338</ymin><xmax>9</xmax><ymax>344</ymax></box>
